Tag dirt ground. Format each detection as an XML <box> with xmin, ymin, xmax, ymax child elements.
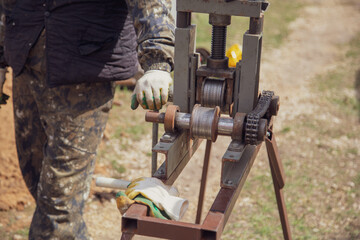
<box><xmin>0</xmin><ymin>0</ymin><xmax>359</xmax><ymax>239</ymax></box>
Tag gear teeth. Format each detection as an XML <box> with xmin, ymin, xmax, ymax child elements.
<box><xmin>244</xmin><ymin>91</ymin><xmax>274</xmax><ymax>145</ymax></box>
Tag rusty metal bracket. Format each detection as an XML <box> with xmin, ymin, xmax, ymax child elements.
<box><xmin>152</xmin><ymin>131</ymin><xmax>202</xmax><ymax>185</ymax></box>
<box><xmin>121</xmin><ymin>0</ymin><xmax>292</xmax><ymax>238</ymax></box>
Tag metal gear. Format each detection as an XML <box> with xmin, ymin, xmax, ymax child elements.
<box><xmin>245</xmin><ymin>91</ymin><xmax>274</xmax><ymax>145</ymax></box>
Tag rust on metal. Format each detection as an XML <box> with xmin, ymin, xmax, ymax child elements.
<box><xmin>145</xmin><ymin>111</ymin><xmax>165</xmax><ymax>124</ymax></box>
<box><xmin>231</xmin><ymin>112</ymin><xmax>245</xmax><ymax>140</ymax></box>
<box><xmin>197</xmin><ymin>66</ymin><xmax>235</xmax><ymax>79</ymax></box>
<box><xmin>164</xmin><ymin>105</ymin><xmax>180</xmax><ymax>133</ymax></box>
<box><xmin>211</xmin><ymin>106</ymin><xmax>220</xmax><ymax>142</ymax></box>
<box><xmin>196</xmin><ymin>140</ymin><xmax>212</xmax><ymax>224</ymax></box>
<box><xmin>249</xmin><ymin>14</ymin><xmax>264</xmax><ymax>35</ymax></box>
<box><xmin>123</xmin><ymin>204</ymin><xmax>203</xmax><ymax>240</ymax></box>
<box><xmin>265</xmin><ymin>129</ymin><xmax>285</xmax><ymax>188</ymax></box>
<box><xmin>153</xmin><ymin>132</ymin><xmax>202</xmax><ymax>185</ymax></box>
<box><xmin>270</xmin><ymin>159</ymin><xmax>292</xmax><ymax>240</ymax></box>
<box><xmin>201</xmin><ymin>211</ymin><xmax>225</xmax><ymax>239</ymax></box>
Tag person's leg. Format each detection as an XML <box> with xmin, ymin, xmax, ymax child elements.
<box><xmin>13</xmin><ymin>67</ymin><xmax>47</xmax><ymax>200</ymax></box>
<box><xmin>19</xmin><ymin>30</ymin><xmax>115</xmax><ymax>239</ymax></box>
<box><xmin>28</xmin><ymin>74</ymin><xmax>114</xmax><ymax>239</ymax></box>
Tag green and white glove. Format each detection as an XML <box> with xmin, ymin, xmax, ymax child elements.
<box><xmin>116</xmin><ymin>191</ymin><xmax>171</xmax><ymax>220</ymax></box>
<box><xmin>0</xmin><ymin>68</ymin><xmax>9</xmax><ymax>107</ymax></box>
<box><xmin>121</xmin><ymin>177</ymin><xmax>188</xmax><ymax>221</ymax></box>
<box><xmin>131</xmin><ymin>70</ymin><xmax>172</xmax><ymax>110</ymax></box>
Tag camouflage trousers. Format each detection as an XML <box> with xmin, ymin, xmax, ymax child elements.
<box><xmin>13</xmin><ymin>30</ymin><xmax>115</xmax><ymax>239</ymax></box>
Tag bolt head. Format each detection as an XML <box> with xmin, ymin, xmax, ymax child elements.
<box><xmin>225</xmin><ymin>180</ymin><xmax>233</xmax><ymax>185</ymax></box>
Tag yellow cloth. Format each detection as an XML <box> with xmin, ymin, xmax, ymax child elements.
<box><xmin>226</xmin><ymin>44</ymin><xmax>242</xmax><ymax>67</ymax></box>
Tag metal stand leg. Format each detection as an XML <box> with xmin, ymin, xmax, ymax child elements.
<box><xmin>152</xmin><ymin>112</ymin><xmax>159</xmax><ymax>176</ymax></box>
<box><xmin>196</xmin><ymin>140</ymin><xmax>212</xmax><ymax>224</ymax></box>
<box><xmin>120</xmin><ymin>232</ymin><xmax>134</xmax><ymax>240</ymax></box>
<box><xmin>265</xmin><ymin>130</ymin><xmax>292</xmax><ymax>240</ymax></box>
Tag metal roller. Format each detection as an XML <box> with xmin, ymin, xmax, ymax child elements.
<box><xmin>190</xmin><ymin>105</ymin><xmax>220</xmax><ymax>142</ymax></box>
<box><xmin>201</xmin><ymin>78</ymin><xmax>226</xmax><ymax>108</ymax></box>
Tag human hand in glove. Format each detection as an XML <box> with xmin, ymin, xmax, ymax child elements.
<box><xmin>116</xmin><ymin>177</ymin><xmax>188</xmax><ymax>221</ymax></box>
<box><xmin>0</xmin><ymin>68</ymin><xmax>9</xmax><ymax>107</ymax></box>
<box><xmin>131</xmin><ymin>70</ymin><xmax>172</xmax><ymax>110</ymax></box>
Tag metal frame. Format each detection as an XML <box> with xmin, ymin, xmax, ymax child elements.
<box><xmin>121</xmin><ymin>144</ymin><xmax>261</xmax><ymax>240</ymax></box>
<box><xmin>120</xmin><ymin>0</ymin><xmax>292</xmax><ymax>239</ymax></box>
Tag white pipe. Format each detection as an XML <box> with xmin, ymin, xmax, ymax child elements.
<box><xmin>95</xmin><ymin>177</ymin><xmax>131</xmax><ymax>190</ymax></box>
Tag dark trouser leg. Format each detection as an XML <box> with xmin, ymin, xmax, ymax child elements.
<box><xmin>13</xmin><ymin>69</ymin><xmax>47</xmax><ymax>200</ymax></box>
<box><xmin>12</xmin><ymin>30</ymin><xmax>115</xmax><ymax>240</ymax></box>
<box><xmin>27</xmin><ymin>77</ymin><xmax>114</xmax><ymax>240</ymax></box>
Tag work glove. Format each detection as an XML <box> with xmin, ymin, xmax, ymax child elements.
<box><xmin>116</xmin><ymin>177</ymin><xmax>188</xmax><ymax>221</ymax></box>
<box><xmin>0</xmin><ymin>68</ymin><xmax>9</xmax><ymax>107</ymax></box>
<box><xmin>131</xmin><ymin>70</ymin><xmax>172</xmax><ymax>110</ymax></box>
<box><xmin>116</xmin><ymin>191</ymin><xmax>171</xmax><ymax>220</ymax></box>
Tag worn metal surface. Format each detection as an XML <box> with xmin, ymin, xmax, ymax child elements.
<box><xmin>176</xmin><ymin>11</ymin><xmax>191</xmax><ymax>28</ymax></box>
<box><xmin>221</xmin><ymin>144</ymin><xmax>261</xmax><ymax>189</ymax></box>
<box><xmin>196</xmin><ymin>67</ymin><xmax>235</xmax><ymax>114</ymax></box>
<box><xmin>190</xmin><ymin>105</ymin><xmax>220</xmax><ymax>141</ymax></box>
<box><xmin>249</xmin><ymin>15</ymin><xmax>264</xmax><ymax>34</ymax></box>
<box><xmin>232</xmin><ymin>61</ymin><xmax>242</xmax><ymax>118</ymax></box>
<box><xmin>201</xmin><ymin>78</ymin><xmax>226</xmax><ymax>108</ymax></box>
<box><xmin>145</xmin><ymin>111</ymin><xmax>165</xmax><ymax>124</ymax></box>
<box><xmin>164</xmin><ymin>105</ymin><xmax>180</xmax><ymax>133</ymax></box>
<box><xmin>177</xmin><ymin>0</ymin><xmax>264</xmax><ymax>18</ymax></box>
<box><xmin>265</xmin><ymin>129</ymin><xmax>285</xmax><ymax>189</ymax></box>
<box><xmin>197</xmin><ymin>66</ymin><xmax>235</xmax><ymax>79</ymax></box>
<box><xmin>217</xmin><ymin>117</ymin><xmax>233</xmax><ymax>136</ymax></box>
<box><xmin>151</xmin><ymin>118</ymin><xmax>159</xmax><ymax>176</ymax></box>
<box><xmin>190</xmin><ymin>54</ymin><xmax>200</xmax><ymax>112</ymax></box>
<box><xmin>235</xmin><ymin>32</ymin><xmax>262</xmax><ymax>113</ymax></box>
<box><xmin>153</xmin><ymin>131</ymin><xmax>202</xmax><ymax>184</ymax></box>
<box><xmin>173</xmin><ymin>25</ymin><xmax>196</xmax><ymax>113</ymax></box>
<box><xmin>120</xmin><ymin>232</ymin><xmax>134</xmax><ymax>240</ymax></box>
<box><xmin>267</xmin><ymin>136</ymin><xmax>292</xmax><ymax>240</ymax></box>
<box><xmin>218</xmin><ymin>147</ymin><xmax>261</xmax><ymax>220</ymax></box>
<box><xmin>175</xmin><ymin>112</ymin><xmax>192</xmax><ymax>130</ymax></box>
<box><xmin>244</xmin><ymin>91</ymin><xmax>273</xmax><ymax>145</ymax></box>
<box><xmin>123</xmin><ymin>204</ymin><xmax>203</xmax><ymax>240</ymax></box>
<box><xmin>196</xmin><ymin>140</ymin><xmax>212</xmax><ymax>224</ymax></box>
<box><xmin>231</xmin><ymin>112</ymin><xmax>245</xmax><ymax>140</ymax></box>
<box><xmin>272</xmin><ymin>176</ymin><xmax>292</xmax><ymax>240</ymax></box>
<box><xmin>146</xmin><ymin>108</ymin><xmax>236</xmax><ymax>138</ymax></box>
<box><xmin>201</xmin><ymin>212</ymin><xmax>225</xmax><ymax>240</ymax></box>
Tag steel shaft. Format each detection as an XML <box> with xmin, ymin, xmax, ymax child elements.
<box><xmin>146</xmin><ymin>111</ymin><xmax>234</xmax><ymax>137</ymax></box>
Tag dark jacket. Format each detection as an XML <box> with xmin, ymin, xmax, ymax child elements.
<box><xmin>2</xmin><ymin>0</ymin><xmax>140</xmax><ymax>87</ymax></box>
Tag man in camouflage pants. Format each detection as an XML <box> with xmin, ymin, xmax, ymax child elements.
<box><xmin>0</xmin><ymin>0</ymin><xmax>174</xmax><ymax>239</ymax></box>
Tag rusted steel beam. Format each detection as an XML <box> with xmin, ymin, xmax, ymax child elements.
<box><xmin>270</xmin><ymin>163</ymin><xmax>292</xmax><ymax>240</ymax></box>
<box><xmin>213</xmin><ymin>144</ymin><xmax>261</xmax><ymax>224</ymax></box>
<box><xmin>122</xmin><ymin>204</ymin><xmax>226</xmax><ymax>240</ymax></box>
<box><xmin>201</xmin><ymin>212</ymin><xmax>225</xmax><ymax>240</ymax></box>
<box><xmin>196</xmin><ymin>140</ymin><xmax>212</xmax><ymax>224</ymax></box>
<box><xmin>153</xmin><ymin>132</ymin><xmax>202</xmax><ymax>185</ymax></box>
<box><xmin>265</xmin><ymin>130</ymin><xmax>285</xmax><ymax>188</ymax></box>
<box><xmin>120</xmin><ymin>232</ymin><xmax>134</xmax><ymax>240</ymax></box>
<box><xmin>122</xmin><ymin>204</ymin><xmax>203</xmax><ymax>240</ymax></box>
<box><xmin>267</xmin><ymin>132</ymin><xmax>292</xmax><ymax>240</ymax></box>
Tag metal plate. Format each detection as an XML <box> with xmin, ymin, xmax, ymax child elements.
<box><xmin>177</xmin><ymin>0</ymin><xmax>263</xmax><ymax>18</ymax></box>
